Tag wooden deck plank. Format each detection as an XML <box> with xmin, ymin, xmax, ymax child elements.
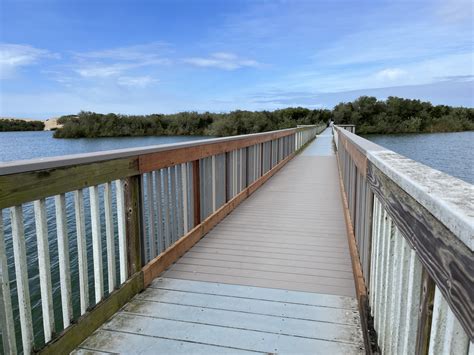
<box><xmin>183</xmin><ymin>250</ymin><xmax>354</xmax><ymax>272</ymax></box>
<box><xmin>168</xmin><ymin>263</ymin><xmax>353</xmax><ymax>287</ymax></box>
<box><xmin>150</xmin><ymin>278</ymin><xmax>358</xmax><ymax>308</ymax></box>
<box><xmin>176</xmin><ymin>256</ymin><xmax>354</xmax><ymax>279</ymax></box>
<box><xmin>96</xmin><ymin>312</ymin><xmax>364</xmax><ymax>354</ymax></box>
<box><xmin>74</xmin><ymin>330</ymin><xmax>262</xmax><ymax>354</ymax></box>
<box><xmin>136</xmin><ymin>284</ymin><xmax>359</xmax><ymax>324</ymax></box>
<box><xmin>122</xmin><ymin>299</ymin><xmax>363</xmax><ymax>345</ymax></box>
<box><xmin>164</xmin><ymin>271</ymin><xmax>356</xmax><ymax>296</ymax></box>
<box><xmin>194</xmin><ymin>238</ymin><xmax>351</xmax><ymax>256</ymax></box>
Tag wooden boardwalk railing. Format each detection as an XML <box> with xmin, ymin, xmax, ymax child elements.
<box><xmin>0</xmin><ymin>124</ymin><xmax>324</xmax><ymax>354</ymax></box>
<box><xmin>334</xmin><ymin>126</ymin><xmax>473</xmax><ymax>354</ymax></box>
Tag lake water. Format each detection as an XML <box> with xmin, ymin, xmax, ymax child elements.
<box><xmin>0</xmin><ymin>131</ymin><xmax>210</xmax><ymax>163</ymax></box>
<box><xmin>363</xmin><ymin>131</ymin><xmax>474</xmax><ymax>184</ymax></box>
<box><xmin>0</xmin><ymin>130</ymin><xmax>472</xmax><ymax>349</ymax></box>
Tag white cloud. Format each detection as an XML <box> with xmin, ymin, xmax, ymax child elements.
<box><xmin>74</xmin><ymin>42</ymin><xmax>170</xmax><ymax>63</ymax></box>
<box><xmin>117</xmin><ymin>76</ymin><xmax>157</xmax><ymax>88</ymax></box>
<box><xmin>0</xmin><ymin>43</ymin><xmax>58</xmax><ymax>78</ymax></box>
<box><xmin>69</xmin><ymin>43</ymin><xmax>169</xmax><ymax>85</ymax></box>
<box><xmin>184</xmin><ymin>52</ymin><xmax>260</xmax><ymax>70</ymax></box>
<box><xmin>375</xmin><ymin>68</ymin><xmax>406</xmax><ymax>81</ymax></box>
<box><xmin>75</xmin><ymin>63</ymin><xmax>137</xmax><ymax>78</ymax></box>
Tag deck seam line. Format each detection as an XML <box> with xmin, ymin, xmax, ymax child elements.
<box><xmin>195</xmin><ymin>241</ymin><xmax>351</xmax><ymax>254</ymax></box>
<box><xmin>99</xmin><ymin>328</ymin><xmax>266</xmax><ymax>354</ymax></box>
<box><xmin>187</xmin><ymin>249</ymin><xmax>352</xmax><ymax>266</ymax></box>
<box><xmin>120</xmin><ymin>310</ymin><xmax>364</xmax><ymax>346</ymax></box>
<box><xmin>125</xmin><ymin>300</ymin><xmax>360</xmax><ymax>326</ymax></box>
<box><xmin>165</xmin><ymin>270</ymin><xmax>355</xmax><ymax>291</ymax></box>
<box><xmin>178</xmin><ymin>256</ymin><xmax>354</xmax><ymax>273</ymax></box>
<box><xmin>174</xmin><ymin>262</ymin><xmax>354</xmax><ymax>280</ymax></box>
<box><xmin>147</xmin><ymin>286</ymin><xmax>358</xmax><ymax>310</ymax></box>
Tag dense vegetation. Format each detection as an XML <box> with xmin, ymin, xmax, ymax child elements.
<box><xmin>0</xmin><ymin>119</ymin><xmax>45</xmax><ymax>131</ymax></box>
<box><xmin>333</xmin><ymin>96</ymin><xmax>474</xmax><ymax>134</ymax></box>
<box><xmin>54</xmin><ymin>108</ymin><xmax>332</xmax><ymax>138</ymax></box>
<box><xmin>54</xmin><ymin>96</ymin><xmax>473</xmax><ymax>138</ymax></box>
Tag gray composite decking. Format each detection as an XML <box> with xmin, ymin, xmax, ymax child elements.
<box><xmin>73</xmin><ymin>128</ymin><xmax>364</xmax><ymax>354</ymax></box>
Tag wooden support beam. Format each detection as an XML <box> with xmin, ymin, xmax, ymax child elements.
<box><xmin>124</xmin><ymin>176</ymin><xmax>142</xmax><ymax>274</ymax></box>
<box><xmin>415</xmin><ymin>269</ymin><xmax>436</xmax><ymax>355</ymax></box>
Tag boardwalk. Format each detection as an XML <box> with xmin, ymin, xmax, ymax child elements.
<box><xmin>73</xmin><ymin>129</ymin><xmax>364</xmax><ymax>354</ymax></box>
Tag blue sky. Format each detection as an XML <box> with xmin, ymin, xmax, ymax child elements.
<box><xmin>0</xmin><ymin>0</ymin><xmax>473</xmax><ymax>118</ymax></box>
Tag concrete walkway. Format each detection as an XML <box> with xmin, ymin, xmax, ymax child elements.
<box><xmin>73</xmin><ymin>129</ymin><xmax>364</xmax><ymax>354</ymax></box>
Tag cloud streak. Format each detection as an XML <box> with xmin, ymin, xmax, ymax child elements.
<box><xmin>184</xmin><ymin>52</ymin><xmax>260</xmax><ymax>70</ymax></box>
<box><xmin>0</xmin><ymin>43</ymin><xmax>58</xmax><ymax>78</ymax></box>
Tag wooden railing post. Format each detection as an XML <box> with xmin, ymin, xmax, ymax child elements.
<box><xmin>124</xmin><ymin>175</ymin><xmax>142</xmax><ymax>275</ymax></box>
<box><xmin>415</xmin><ymin>268</ymin><xmax>436</xmax><ymax>355</ymax></box>
<box><xmin>192</xmin><ymin>160</ymin><xmax>201</xmax><ymax>227</ymax></box>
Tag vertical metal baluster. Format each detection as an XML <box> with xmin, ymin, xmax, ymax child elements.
<box><xmin>11</xmin><ymin>206</ymin><xmax>34</xmax><ymax>353</ymax></box>
<box><xmin>212</xmin><ymin>155</ymin><xmax>217</xmax><ymax>212</ymax></box>
<box><xmin>34</xmin><ymin>199</ymin><xmax>55</xmax><ymax>342</ymax></box>
<box><xmin>146</xmin><ymin>173</ymin><xmax>156</xmax><ymax>258</ymax></box>
<box><xmin>89</xmin><ymin>186</ymin><xmax>103</xmax><ymax>304</ymax></box>
<box><xmin>188</xmin><ymin>162</ymin><xmax>193</xmax><ymax>224</ymax></box>
<box><xmin>182</xmin><ymin>163</ymin><xmax>189</xmax><ymax>234</ymax></box>
<box><xmin>74</xmin><ymin>190</ymin><xmax>89</xmax><ymax>314</ymax></box>
<box><xmin>55</xmin><ymin>194</ymin><xmax>72</xmax><ymax>328</ymax></box>
<box><xmin>154</xmin><ymin>171</ymin><xmax>164</xmax><ymax>254</ymax></box>
<box><xmin>104</xmin><ymin>182</ymin><xmax>116</xmax><ymax>293</ymax></box>
<box><xmin>176</xmin><ymin>166</ymin><xmax>184</xmax><ymax>238</ymax></box>
<box><xmin>163</xmin><ymin>169</ymin><xmax>171</xmax><ymax>248</ymax></box>
<box><xmin>170</xmin><ymin>166</ymin><xmax>177</xmax><ymax>243</ymax></box>
<box><xmin>0</xmin><ymin>212</ymin><xmax>17</xmax><ymax>354</ymax></box>
<box><xmin>115</xmin><ymin>180</ymin><xmax>128</xmax><ymax>283</ymax></box>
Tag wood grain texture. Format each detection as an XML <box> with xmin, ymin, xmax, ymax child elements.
<box><xmin>0</xmin><ymin>157</ymin><xmax>139</xmax><ymax>209</ymax></box>
<box><xmin>415</xmin><ymin>268</ymin><xmax>435</xmax><ymax>355</ymax></box>
<box><xmin>125</xmin><ymin>176</ymin><xmax>142</xmax><ymax>275</ymax></box>
<box><xmin>367</xmin><ymin>162</ymin><xmax>474</xmax><ymax>340</ymax></box>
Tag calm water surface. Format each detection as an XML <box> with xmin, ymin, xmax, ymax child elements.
<box><xmin>363</xmin><ymin>131</ymin><xmax>474</xmax><ymax>184</ymax></box>
<box><xmin>0</xmin><ymin>131</ymin><xmax>210</xmax><ymax>162</ymax></box>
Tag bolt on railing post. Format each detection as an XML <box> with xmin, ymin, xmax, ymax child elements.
<box><xmin>124</xmin><ymin>175</ymin><xmax>142</xmax><ymax>275</ymax></box>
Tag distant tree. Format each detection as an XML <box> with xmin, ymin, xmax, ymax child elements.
<box><xmin>52</xmin><ymin>96</ymin><xmax>474</xmax><ymax>138</ymax></box>
<box><xmin>0</xmin><ymin>119</ymin><xmax>45</xmax><ymax>131</ymax></box>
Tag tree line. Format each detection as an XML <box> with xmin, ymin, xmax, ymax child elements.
<box><xmin>0</xmin><ymin>119</ymin><xmax>45</xmax><ymax>132</ymax></box>
<box><xmin>53</xmin><ymin>96</ymin><xmax>473</xmax><ymax>138</ymax></box>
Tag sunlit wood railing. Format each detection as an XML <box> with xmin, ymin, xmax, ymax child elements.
<box><xmin>333</xmin><ymin>125</ymin><xmax>473</xmax><ymax>354</ymax></box>
<box><xmin>0</xmin><ymin>124</ymin><xmax>325</xmax><ymax>354</ymax></box>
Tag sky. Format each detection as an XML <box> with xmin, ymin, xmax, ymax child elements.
<box><xmin>0</xmin><ymin>0</ymin><xmax>473</xmax><ymax>119</ymax></box>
